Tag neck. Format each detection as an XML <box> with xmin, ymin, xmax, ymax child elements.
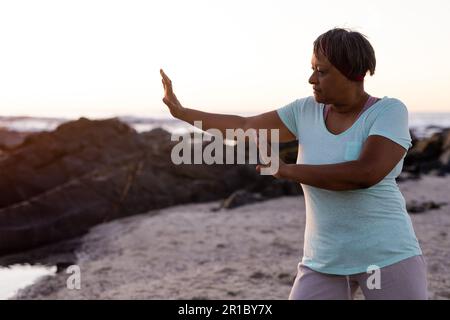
<box><xmin>330</xmin><ymin>90</ymin><xmax>369</xmax><ymax>116</ymax></box>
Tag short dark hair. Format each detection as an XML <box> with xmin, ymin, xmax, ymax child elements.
<box><xmin>313</xmin><ymin>28</ymin><xmax>376</xmax><ymax>82</ymax></box>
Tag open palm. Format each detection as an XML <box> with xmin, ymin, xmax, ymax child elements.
<box><xmin>160</xmin><ymin>69</ymin><xmax>184</xmax><ymax>118</ymax></box>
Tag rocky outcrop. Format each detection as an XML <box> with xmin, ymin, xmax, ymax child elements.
<box><xmin>0</xmin><ymin>128</ymin><xmax>31</xmax><ymax>152</ymax></box>
<box><xmin>406</xmin><ymin>200</ymin><xmax>447</xmax><ymax>214</ymax></box>
<box><xmin>403</xmin><ymin>128</ymin><xmax>450</xmax><ymax>178</ymax></box>
<box><xmin>0</xmin><ymin>118</ymin><xmax>301</xmax><ymax>256</ymax></box>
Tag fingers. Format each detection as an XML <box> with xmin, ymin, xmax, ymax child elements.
<box><xmin>160</xmin><ymin>69</ymin><xmax>173</xmax><ymax>94</ymax></box>
<box><xmin>160</xmin><ymin>69</ymin><xmax>171</xmax><ymax>84</ymax></box>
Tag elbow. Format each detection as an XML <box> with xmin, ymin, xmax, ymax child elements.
<box><xmin>358</xmin><ymin>180</ymin><xmax>375</xmax><ymax>189</ymax></box>
<box><xmin>356</xmin><ymin>163</ymin><xmax>380</xmax><ymax>189</ymax></box>
<box><xmin>361</xmin><ymin>176</ymin><xmax>384</xmax><ymax>189</ymax></box>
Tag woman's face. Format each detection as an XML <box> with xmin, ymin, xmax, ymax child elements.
<box><xmin>308</xmin><ymin>51</ymin><xmax>353</xmax><ymax>105</ymax></box>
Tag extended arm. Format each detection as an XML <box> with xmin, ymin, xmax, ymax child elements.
<box><xmin>160</xmin><ymin>69</ymin><xmax>296</xmax><ymax>142</ymax></box>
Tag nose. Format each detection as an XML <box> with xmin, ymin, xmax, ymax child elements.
<box><xmin>308</xmin><ymin>71</ymin><xmax>317</xmax><ymax>85</ymax></box>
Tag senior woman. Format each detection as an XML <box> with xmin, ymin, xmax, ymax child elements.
<box><xmin>160</xmin><ymin>28</ymin><xmax>427</xmax><ymax>300</ymax></box>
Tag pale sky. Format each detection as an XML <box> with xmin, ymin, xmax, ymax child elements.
<box><xmin>0</xmin><ymin>0</ymin><xmax>450</xmax><ymax>118</ymax></box>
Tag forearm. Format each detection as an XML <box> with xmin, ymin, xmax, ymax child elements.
<box><xmin>177</xmin><ymin>107</ymin><xmax>247</xmax><ymax>135</ymax></box>
<box><xmin>279</xmin><ymin>161</ymin><xmax>370</xmax><ymax>191</ymax></box>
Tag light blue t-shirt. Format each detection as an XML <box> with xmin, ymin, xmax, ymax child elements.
<box><xmin>276</xmin><ymin>96</ymin><xmax>422</xmax><ymax>275</ymax></box>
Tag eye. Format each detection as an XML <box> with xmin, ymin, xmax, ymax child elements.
<box><xmin>311</xmin><ymin>67</ymin><xmax>325</xmax><ymax>75</ymax></box>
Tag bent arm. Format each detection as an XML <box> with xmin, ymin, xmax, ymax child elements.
<box><xmin>279</xmin><ymin>161</ymin><xmax>369</xmax><ymax>191</ymax></box>
<box><xmin>277</xmin><ymin>135</ymin><xmax>407</xmax><ymax>191</ymax></box>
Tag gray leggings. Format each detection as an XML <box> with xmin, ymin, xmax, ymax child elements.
<box><xmin>289</xmin><ymin>255</ymin><xmax>428</xmax><ymax>300</ymax></box>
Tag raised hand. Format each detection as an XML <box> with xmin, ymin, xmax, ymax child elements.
<box><xmin>160</xmin><ymin>69</ymin><xmax>185</xmax><ymax>118</ymax></box>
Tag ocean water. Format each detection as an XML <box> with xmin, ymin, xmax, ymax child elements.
<box><xmin>1</xmin><ymin>112</ymin><xmax>450</xmax><ymax>138</ymax></box>
<box><xmin>408</xmin><ymin>113</ymin><xmax>450</xmax><ymax>137</ymax></box>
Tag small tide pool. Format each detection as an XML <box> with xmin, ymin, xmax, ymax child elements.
<box><xmin>0</xmin><ymin>264</ymin><xmax>57</xmax><ymax>299</ymax></box>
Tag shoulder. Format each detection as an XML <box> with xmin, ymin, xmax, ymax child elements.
<box><xmin>368</xmin><ymin>97</ymin><xmax>409</xmax><ymax>119</ymax></box>
<box><xmin>293</xmin><ymin>96</ymin><xmax>322</xmax><ymax>113</ymax></box>
<box><xmin>377</xmin><ymin>97</ymin><xmax>408</xmax><ymax>112</ymax></box>
<box><xmin>301</xmin><ymin>96</ymin><xmax>321</xmax><ymax>107</ymax></box>
<box><xmin>284</xmin><ymin>96</ymin><xmax>319</xmax><ymax>107</ymax></box>
<box><xmin>278</xmin><ymin>96</ymin><xmax>321</xmax><ymax>116</ymax></box>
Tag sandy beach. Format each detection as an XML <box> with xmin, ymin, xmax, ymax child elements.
<box><xmin>12</xmin><ymin>174</ymin><xmax>450</xmax><ymax>300</ymax></box>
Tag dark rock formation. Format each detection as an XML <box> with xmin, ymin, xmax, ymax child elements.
<box><xmin>406</xmin><ymin>200</ymin><xmax>448</xmax><ymax>214</ymax></box>
<box><xmin>403</xmin><ymin>128</ymin><xmax>450</xmax><ymax>177</ymax></box>
<box><xmin>0</xmin><ymin>128</ymin><xmax>31</xmax><ymax>151</ymax></box>
<box><xmin>0</xmin><ymin>118</ymin><xmax>301</xmax><ymax>256</ymax></box>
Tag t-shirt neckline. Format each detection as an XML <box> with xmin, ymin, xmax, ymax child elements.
<box><xmin>321</xmin><ymin>96</ymin><xmax>387</xmax><ymax>137</ymax></box>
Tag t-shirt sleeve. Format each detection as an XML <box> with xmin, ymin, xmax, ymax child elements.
<box><xmin>368</xmin><ymin>100</ymin><xmax>412</xmax><ymax>150</ymax></box>
<box><xmin>276</xmin><ymin>99</ymin><xmax>300</xmax><ymax>139</ymax></box>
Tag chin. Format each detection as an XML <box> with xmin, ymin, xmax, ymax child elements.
<box><xmin>313</xmin><ymin>93</ymin><xmax>330</xmax><ymax>104</ymax></box>
<box><xmin>313</xmin><ymin>94</ymin><xmax>324</xmax><ymax>103</ymax></box>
